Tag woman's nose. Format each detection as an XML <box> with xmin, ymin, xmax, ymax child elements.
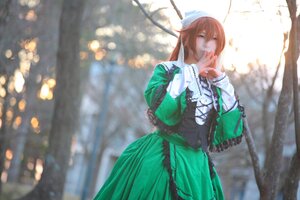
<box><xmin>205</xmin><ymin>40</ymin><xmax>214</xmax><ymax>46</ymax></box>
<box><xmin>204</xmin><ymin>41</ymin><xmax>210</xmax><ymax>48</ymax></box>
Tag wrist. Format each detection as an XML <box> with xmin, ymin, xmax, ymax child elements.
<box><xmin>214</xmin><ymin>70</ymin><xmax>222</xmax><ymax>78</ymax></box>
<box><xmin>211</xmin><ymin>72</ymin><xmax>226</xmax><ymax>83</ymax></box>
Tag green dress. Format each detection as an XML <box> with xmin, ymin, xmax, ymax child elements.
<box><xmin>93</xmin><ymin>61</ymin><xmax>243</xmax><ymax>200</ymax></box>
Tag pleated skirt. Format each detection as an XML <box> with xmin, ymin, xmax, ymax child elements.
<box><xmin>93</xmin><ymin>130</ymin><xmax>224</xmax><ymax>200</ymax></box>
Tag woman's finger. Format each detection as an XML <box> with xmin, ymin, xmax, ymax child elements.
<box><xmin>199</xmin><ymin>67</ymin><xmax>222</xmax><ymax>79</ymax></box>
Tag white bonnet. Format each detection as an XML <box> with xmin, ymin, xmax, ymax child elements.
<box><xmin>181</xmin><ymin>10</ymin><xmax>213</xmax><ymax>28</ymax></box>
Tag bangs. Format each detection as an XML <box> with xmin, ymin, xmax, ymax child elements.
<box><xmin>169</xmin><ymin>16</ymin><xmax>226</xmax><ymax>61</ymax></box>
<box><xmin>182</xmin><ymin>17</ymin><xmax>225</xmax><ymax>56</ymax></box>
<box><xmin>194</xmin><ymin>17</ymin><xmax>223</xmax><ymax>42</ymax></box>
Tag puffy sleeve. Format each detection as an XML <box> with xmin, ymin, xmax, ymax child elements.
<box><xmin>210</xmin><ymin>73</ymin><xmax>238</xmax><ymax>112</ymax></box>
<box><xmin>144</xmin><ymin>63</ymin><xmax>195</xmax><ymax>126</ymax></box>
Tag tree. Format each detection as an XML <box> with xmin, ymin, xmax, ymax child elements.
<box><xmin>282</xmin><ymin>0</ymin><xmax>300</xmax><ymax>199</ymax></box>
<box><xmin>247</xmin><ymin>0</ymin><xmax>299</xmax><ymax>199</ymax></box>
<box><xmin>0</xmin><ymin>0</ymin><xmax>12</xmax><ymax>194</ymax></box>
<box><xmin>18</xmin><ymin>0</ymin><xmax>86</xmax><ymax>199</ymax></box>
<box><xmin>0</xmin><ymin>0</ymin><xmax>12</xmax><ymax>40</ymax></box>
<box><xmin>74</xmin><ymin>0</ymin><xmax>172</xmax><ymax>198</ymax></box>
<box><xmin>7</xmin><ymin>0</ymin><xmax>61</xmax><ymax>183</ymax></box>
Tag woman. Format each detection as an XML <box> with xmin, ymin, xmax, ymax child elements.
<box><xmin>93</xmin><ymin>10</ymin><xmax>244</xmax><ymax>200</ymax></box>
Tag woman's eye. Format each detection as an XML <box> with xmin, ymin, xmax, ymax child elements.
<box><xmin>198</xmin><ymin>34</ymin><xmax>205</xmax><ymax>38</ymax></box>
<box><xmin>213</xmin><ymin>37</ymin><xmax>218</xmax><ymax>40</ymax></box>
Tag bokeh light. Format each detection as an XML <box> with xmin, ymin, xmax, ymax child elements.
<box><xmin>14</xmin><ymin>70</ymin><xmax>25</xmax><ymax>93</ymax></box>
<box><xmin>25</xmin><ymin>10</ymin><xmax>37</xmax><ymax>21</ymax></box>
<box><xmin>39</xmin><ymin>78</ymin><xmax>55</xmax><ymax>100</ymax></box>
<box><xmin>88</xmin><ymin>40</ymin><xmax>100</xmax><ymax>52</ymax></box>
<box><xmin>5</xmin><ymin>149</ymin><xmax>13</xmax><ymax>160</ymax></box>
<box><xmin>5</xmin><ymin>50</ymin><xmax>13</xmax><ymax>59</ymax></box>
<box><xmin>18</xmin><ymin>99</ymin><xmax>26</xmax><ymax>112</ymax></box>
<box><xmin>13</xmin><ymin>116</ymin><xmax>22</xmax><ymax>129</ymax></box>
<box><xmin>31</xmin><ymin>117</ymin><xmax>40</xmax><ymax>132</ymax></box>
<box><xmin>19</xmin><ymin>0</ymin><xmax>40</xmax><ymax>8</ymax></box>
<box><xmin>9</xmin><ymin>97</ymin><xmax>17</xmax><ymax>107</ymax></box>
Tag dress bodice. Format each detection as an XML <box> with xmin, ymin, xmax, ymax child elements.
<box><xmin>177</xmin><ymin>88</ymin><xmax>217</xmax><ymax>150</ymax></box>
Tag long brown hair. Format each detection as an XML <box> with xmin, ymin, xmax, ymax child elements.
<box><xmin>169</xmin><ymin>17</ymin><xmax>226</xmax><ymax>61</ymax></box>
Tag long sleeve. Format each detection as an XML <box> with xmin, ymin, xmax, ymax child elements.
<box><xmin>210</xmin><ymin>73</ymin><xmax>237</xmax><ymax>112</ymax></box>
<box><xmin>144</xmin><ymin>63</ymin><xmax>194</xmax><ymax>126</ymax></box>
<box><xmin>208</xmin><ymin>73</ymin><xmax>244</xmax><ymax>153</ymax></box>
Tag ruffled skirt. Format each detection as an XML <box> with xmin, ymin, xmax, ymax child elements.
<box><xmin>93</xmin><ymin>130</ymin><xmax>224</xmax><ymax>200</ymax></box>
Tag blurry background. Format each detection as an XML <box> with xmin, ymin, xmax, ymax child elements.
<box><xmin>0</xmin><ymin>0</ymin><xmax>299</xmax><ymax>199</ymax></box>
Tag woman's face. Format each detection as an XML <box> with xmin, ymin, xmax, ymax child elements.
<box><xmin>194</xmin><ymin>31</ymin><xmax>217</xmax><ymax>61</ymax></box>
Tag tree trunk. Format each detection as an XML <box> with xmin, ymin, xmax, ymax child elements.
<box><xmin>0</xmin><ymin>79</ymin><xmax>9</xmax><ymax>194</ymax></box>
<box><xmin>18</xmin><ymin>0</ymin><xmax>85</xmax><ymax>199</ymax></box>
<box><xmin>0</xmin><ymin>0</ymin><xmax>12</xmax><ymax>42</ymax></box>
<box><xmin>0</xmin><ymin>0</ymin><xmax>12</xmax><ymax>194</ymax></box>
<box><xmin>282</xmin><ymin>1</ymin><xmax>300</xmax><ymax>199</ymax></box>
<box><xmin>7</xmin><ymin>0</ymin><xmax>61</xmax><ymax>183</ymax></box>
<box><xmin>261</xmin><ymin>2</ymin><xmax>295</xmax><ymax>198</ymax></box>
<box><xmin>243</xmin><ymin>117</ymin><xmax>264</xmax><ymax>193</ymax></box>
<box><xmin>283</xmin><ymin>153</ymin><xmax>300</xmax><ymax>200</ymax></box>
<box><xmin>261</xmin><ymin>52</ymin><xmax>293</xmax><ymax>200</ymax></box>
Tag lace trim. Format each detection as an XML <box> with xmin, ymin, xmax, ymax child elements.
<box><xmin>146</xmin><ymin>108</ymin><xmax>178</xmax><ymax>134</ymax></box>
<box><xmin>162</xmin><ymin>140</ymin><xmax>184</xmax><ymax>200</ymax></box>
<box><xmin>209</xmin><ymin>135</ymin><xmax>243</xmax><ymax>152</ymax></box>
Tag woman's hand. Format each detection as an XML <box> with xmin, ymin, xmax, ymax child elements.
<box><xmin>196</xmin><ymin>51</ymin><xmax>222</xmax><ymax>79</ymax></box>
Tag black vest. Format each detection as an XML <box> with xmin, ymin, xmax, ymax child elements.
<box><xmin>177</xmin><ymin>88</ymin><xmax>217</xmax><ymax>151</ymax></box>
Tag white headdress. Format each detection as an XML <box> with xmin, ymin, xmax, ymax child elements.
<box><xmin>181</xmin><ymin>10</ymin><xmax>212</xmax><ymax>28</ymax></box>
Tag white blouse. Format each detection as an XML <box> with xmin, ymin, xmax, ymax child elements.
<box><xmin>162</xmin><ymin>61</ymin><xmax>237</xmax><ymax>125</ymax></box>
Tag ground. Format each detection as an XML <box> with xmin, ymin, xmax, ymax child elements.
<box><xmin>0</xmin><ymin>183</ymin><xmax>80</xmax><ymax>200</ymax></box>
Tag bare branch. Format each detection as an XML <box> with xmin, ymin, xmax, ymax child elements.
<box><xmin>268</xmin><ymin>37</ymin><xmax>286</xmax><ymax>98</ymax></box>
<box><xmin>150</xmin><ymin>7</ymin><xmax>168</xmax><ymax>18</ymax></box>
<box><xmin>263</xmin><ymin>8</ymin><xmax>294</xmax><ymax>196</ymax></box>
<box><xmin>291</xmin><ymin>25</ymin><xmax>300</xmax><ymax>155</ymax></box>
<box><xmin>261</xmin><ymin>34</ymin><xmax>286</xmax><ymax>158</ymax></box>
<box><xmin>287</xmin><ymin>0</ymin><xmax>300</xmax><ymax>155</ymax></box>
<box><xmin>169</xmin><ymin>0</ymin><xmax>183</xmax><ymax>20</ymax></box>
<box><xmin>257</xmin><ymin>63</ymin><xmax>268</xmax><ymax>91</ymax></box>
<box><xmin>283</xmin><ymin>153</ymin><xmax>300</xmax><ymax>199</ymax></box>
<box><xmin>133</xmin><ymin>0</ymin><xmax>178</xmax><ymax>38</ymax></box>
<box><xmin>282</xmin><ymin>2</ymin><xmax>300</xmax><ymax>198</ymax></box>
<box><xmin>256</xmin><ymin>0</ymin><xmax>265</xmax><ymax>12</ymax></box>
<box><xmin>243</xmin><ymin>117</ymin><xmax>264</xmax><ymax>192</ymax></box>
<box><xmin>241</xmin><ymin>73</ymin><xmax>263</xmax><ymax>104</ymax></box>
<box><xmin>223</xmin><ymin>0</ymin><xmax>232</xmax><ymax>23</ymax></box>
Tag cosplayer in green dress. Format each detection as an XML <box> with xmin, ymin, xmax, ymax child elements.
<box><xmin>93</xmin><ymin>10</ymin><xmax>244</xmax><ymax>200</ymax></box>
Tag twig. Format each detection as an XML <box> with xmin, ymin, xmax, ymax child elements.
<box><xmin>268</xmin><ymin>38</ymin><xmax>286</xmax><ymax>98</ymax></box>
<box><xmin>242</xmin><ymin>73</ymin><xmax>263</xmax><ymax>104</ymax></box>
<box><xmin>150</xmin><ymin>7</ymin><xmax>168</xmax><ymax>18</ymax></box>
<box><xmin>133</xmin><ymin>0</ymin><xmax>178</xmax><ymax>38</ymax></box>
<box><xmin>223</xmin><ymin>0</ymin><xmax>232</xmax><ymax>23</ymax></box>
<box><xmin>169</xmin><ymin>0</ymin><xmax>183</xmax><ymax>19</ymax></box>
<box><xmin>256</xmin><ymin>0</ymin><xmax>265</xmax><ymax>12</ymax></box>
